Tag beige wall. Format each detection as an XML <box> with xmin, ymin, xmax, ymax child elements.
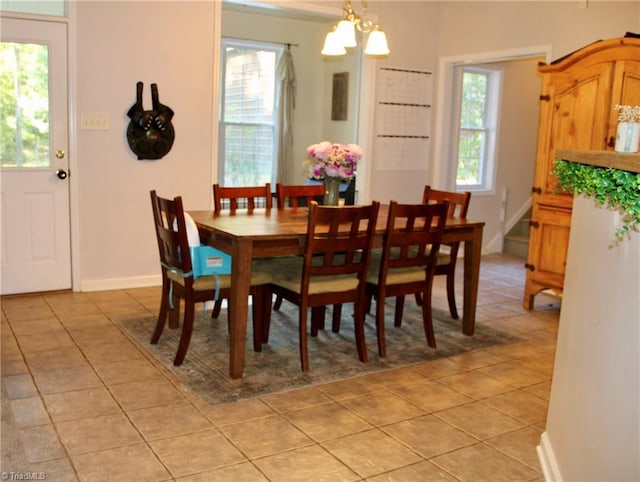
<box><xmin>75</xmin><ymin>1</ymin><xmax>216</xmax><ymax>288</ymax></box>
<box><xmin>69</xmin><ymin>1</ymin><xmax>639</xmax><ymax>290</ymax></box>
<box><xmin>539</xmin><ymin>194</ymin><xmax>640</xmax><ymax>481</ymax></box>
<box><xmin>369</xmin><ymin>0</ymin><xmax>638</xmax><ymax>237</ymax></box>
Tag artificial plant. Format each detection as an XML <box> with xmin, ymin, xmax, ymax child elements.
<box><xmin>553</xmin><ymin>159</ymin><xmax>640</xmax><ymax>240</ymax></box>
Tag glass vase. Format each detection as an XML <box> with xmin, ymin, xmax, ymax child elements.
<box><xmin>323</xmin><ymin>177</ymin><xmax>341</xmax><ymax>206</ymax></box>
<box><xmin>615</xmin><ymin>122</ymin><xmax>640</xmax><ymax>153</ymax></box>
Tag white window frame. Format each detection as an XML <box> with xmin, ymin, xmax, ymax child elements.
<box><xmin>218</xmin><ymin>38</ymin><xmax>283</xmax><ymax>187</ymax></box>
<box><xmin>452</xmin><ymin>65</ymin><xmax>502</xmax><ymax>193</ymax></box>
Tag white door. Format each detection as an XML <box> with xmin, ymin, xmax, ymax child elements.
<box><xmin>0</xmin><ymin>18</ymin><xmax>71</xmax><ymax>295</ymax></box>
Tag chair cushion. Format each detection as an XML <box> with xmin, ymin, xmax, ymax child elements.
<box><xmin>268</xmin><ymin>256</ymin><xmax>359</xmax><ymax>294</ymax></box>
<box><xmin>167</xmin><ymin>269</ymin><xmax>231</xmax><ymax>291</ymax></box>
<box><xmin>436</xmin><ymin>252</ymin><xmax>452</xmax><ymax>265</ymax></box>
<box><xmin>166</xmin><ymin>265</ymin><xmax>271</xmax><ymax>291</ymax></box>
<box><xmin>366</xmin><ymin>250</ymin><xmax>430</xmax><ymax>286</ymax></box>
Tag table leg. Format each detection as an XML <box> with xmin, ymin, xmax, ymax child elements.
<box><xmin>229</xmin><ymin>238</ymin><xmax>252</xmax><ymax>379</ymax></box>
<box><xmin>462</xmin><ymin>226</ymin><xmax>483</xmax><ymax>336</ymax></box>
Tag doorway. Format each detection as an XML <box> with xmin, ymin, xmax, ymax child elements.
<box><xmin>433</xmin><ymin>46</ymin><xmax>550</xmax><ymax>253</ymax></box>
<box><xmin>0</xmin><ymin>17</ymin><xmax>71</xmax><ymax>294</ymax></box>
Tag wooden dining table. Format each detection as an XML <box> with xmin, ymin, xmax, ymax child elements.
<box><xmin>189</xmin><ymin>205</ymin><xmax>485</xmax><ymax>379</ymax></box>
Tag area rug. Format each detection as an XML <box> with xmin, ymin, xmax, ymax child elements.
<box><xmin>118</xmin><ymin>300</ymin><xmax>520</xmax><ymax>405</ymax></box>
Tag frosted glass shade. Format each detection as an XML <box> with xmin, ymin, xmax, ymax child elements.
<box><xmin>336</xmin><ymin>19</ymin><xmax>357</xmax><ymax>48</ymax></box>
<box><xmin>321</xmin><ymin>30</ymin><xmax>347</xmax><ymax>56</ymax></box>
<box><xmin>364</xmin><ymin>27</ymin><xmax>390</xmax><ymax>56</ymax></box>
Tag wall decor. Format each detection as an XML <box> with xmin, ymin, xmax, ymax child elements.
<box><xmin>331</xmin><ymin>72</ymin><xmax>349</xmax><ymax>121</ymax></box>
<box><xmin>126</xmin><ymin>82</ymin><xmax>175</xmax><ymax>160</ymax></box>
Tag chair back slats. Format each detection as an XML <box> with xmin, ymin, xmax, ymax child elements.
<box><xmin>276</xmin><ymin>183</ymin><xmax>325</xmax><ymax>208</ymax></box>
<box><xmin>303</xmin><ymin>202</ymin><xmax>380</xmax><ymax>283</ymax></box>
<box><xmin>213</xmin><ymin>183</ymin><xmax>272</xmax><ymax>211</ymax></box>
<box><xmin>150</xmin><ymin>190</ymin><xmax>193</xmax><ymax>276</ymax></box>
<box><xmin>379</xmin><ymin>200</ymin><xmax>449</xmax><ymax>282</ymax></box>
<box><xmin>422</xmin><ymin>186</ymin><xmax>471</xmax><ymax>219</ymax></box>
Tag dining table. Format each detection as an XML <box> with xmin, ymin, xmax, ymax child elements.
<box><xmin>189</xmin><ymin>205</ymin><xmax>485</xmax><ymax>379</ymax></box>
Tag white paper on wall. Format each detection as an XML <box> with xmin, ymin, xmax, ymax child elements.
<box><xmin>374</xmin><ymin>67</ymin><xmax>432</xmax><ymax>171</ymax></box>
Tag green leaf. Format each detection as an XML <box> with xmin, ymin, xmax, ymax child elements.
<box><xmin>552</xmin><ymin>159</ymin><xmax>640</xmax><ymax>241</ymax></box>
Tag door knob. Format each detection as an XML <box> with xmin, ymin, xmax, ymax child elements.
<box><xmin>56</xmin><ymin>169</ymin><xmax>68</xmax><ymax>180</ymax></box>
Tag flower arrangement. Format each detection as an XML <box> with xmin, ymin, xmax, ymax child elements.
<box><xmin>614</xmin><ymin>104</ymin><xmax>640</xmax><ymax>123</ymax></box>
<box><xmin>304</xmin><ymin>141</ymin><xmax>361</xmax><ymax>180</ymax></box>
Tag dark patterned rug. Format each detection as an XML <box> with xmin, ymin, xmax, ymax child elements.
<box><xmin>118</xmin><ymin>299</ymin><xmax>520</xmax><ymax>405</ymax></box>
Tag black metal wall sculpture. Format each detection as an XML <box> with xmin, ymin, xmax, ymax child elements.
<box><xmin>126</xmin><ymin>82</ymin><xmax>175</xmax><ymax>160</ymax></box>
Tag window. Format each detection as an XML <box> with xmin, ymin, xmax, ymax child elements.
<box><xmin>0</xmin><ymin>41</ymin><xmax>50</xmax><ymax>167</ymax></box>
<box><xmin>454</xmin><ymin>66</ymin><xmax>501</xmax><ymax>191</ymax></box>
<box><xmin>219</xmin><ymin>39</ymin><xmax>283</xmax><ymax>187</ymax></box>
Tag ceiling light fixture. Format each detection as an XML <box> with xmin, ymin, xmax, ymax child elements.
<box><xmin>321</xmin><ymin>0</ymin><xmax>390</xmax><ymax>57</ymax></box>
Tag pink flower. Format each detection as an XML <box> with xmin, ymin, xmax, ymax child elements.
<box><xmin>303</xmin><ymin>141</ymin><xmax>360</xmax><ymax>180</ymax></box>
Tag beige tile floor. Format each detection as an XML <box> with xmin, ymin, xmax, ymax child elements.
<box><xmin>1</xmin><ymin>254</ymin><xmax>559</xmax><ymax>481</ymax></box>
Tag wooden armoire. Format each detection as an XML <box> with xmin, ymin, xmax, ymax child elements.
<box><xmin>523</xmin><ymin>37</ymin><xmax>640</xmax><ymax>309</ymax></box>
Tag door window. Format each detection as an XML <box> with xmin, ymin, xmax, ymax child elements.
<box><xmin>0</xmin><ymin>41</ymin><xmax>50</xmax><ymax>167</ymax></box>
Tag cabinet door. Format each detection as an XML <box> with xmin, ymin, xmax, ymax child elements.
<box><xmin>536</xmin><ymin>61</ymin><xmax>615</xmax><ymax>200</ymax></box>
<box><xmin>608</xmin><ymin>59</ymin><xmax>640</xmax><ymax>143</ymax></box>
<box><xmin>524</xmin><ymin>203</ymin><xmax>572</xmax><ymax>308</ymax></box>
<box><xmin>525</xmin><ymin>62</ymin><xmax>615</xmax><ymax>308</ymax></box>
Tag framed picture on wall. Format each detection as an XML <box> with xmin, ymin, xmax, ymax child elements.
<box><xmin>332</xmin><ymin>72</ymin><xmax>349</xmax><ymax>121</ymax></box>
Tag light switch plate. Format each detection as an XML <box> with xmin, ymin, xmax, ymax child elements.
<box><xmin>80</xmin><ymin>113</ymin><xmax>110</xmax><ymax>130</ymax></box>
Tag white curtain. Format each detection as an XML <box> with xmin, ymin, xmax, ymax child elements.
<box><xmin>276</xmin><ymin>46</ymin><xmax>296</xmax><ymax>184</ymax></box>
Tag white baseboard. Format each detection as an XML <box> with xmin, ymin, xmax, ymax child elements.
<box><xmin>537</xmin><ymin>431</ymin><xmax>562</xmax><ymax>482</ymax></box>
<box><xmin>485</xmin><ymin>231</ymin><xmax>505</xmax><ymax>254</ymax></box>
<box><xmin>79</xmin><ymin>274</ymin><xmax>161</xmax><ymax>292</ymax></box>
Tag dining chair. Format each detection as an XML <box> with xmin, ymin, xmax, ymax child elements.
<box><xmin>261</xmin><ymin>201</ymin><xmax>380</xmax><ymax>371</ymax></box>
<box><xmin>210</xmin><ymin>182</ymin><xmax>273</xmax><ymax>319</ymax></box>
<box><xmin>213</xmin><ymin>183</ymin><xmax>272</xmax><ymax>211</ymax></box>
<box><xmin>364</xmin><ymin>200</ymin><xmax>449</xmax><ymax>358</ymax></box>
<box><xmin>275</xmin><ymin>182</ymin><xmax>325</xmax><ymax>209</ymax></box>
<box><xmin>271</xmin><ymin>183</ymin><xmax>327</xmax><ymax>312</ymax></box>
<box><xmin>149</xmin><ymin>190</ymin><xmax>271</xmax><ymax>365</ymax></box>
<box><xmin>421</xmin><ymin>185</ymin><xmax>472</xmax><ymax>319</ymax></box>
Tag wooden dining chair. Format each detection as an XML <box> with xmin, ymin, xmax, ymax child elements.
<box><xmin>213</xmin><ymin>183</ymin><xmax>272</xmax><ymax>211</ymax></box>
<box><xmin>261</xmin><ymin>201</ymin><xmax>380</xmax><ymax>371</ymax></box>
<box><xmin>271</xmin><ymin>183</ymin><xmax>327</xmax><ymax>312</ymax></box>
<box><xmin>149</xmin><ymin>190</ymin><xmax>271</xmax><ymax>365</ymax></box>
<box><xmin>421</xmin><ymin>186</ymin><xmax>471</xmax><ymax>319</ymax></box>
<box><xmin>275</xmin><ymin>182</ymin><xmax>325</xmax><ymax>209</ymax></box>
<box><xmin>364</xmin><ymin>200</ymin><xmax>449</xmax><ymax>357</ymax></box>
<box><xmin>210</xmin><ymin>182</ymin><xmax>273</xmax><ymax>318</ymax></box>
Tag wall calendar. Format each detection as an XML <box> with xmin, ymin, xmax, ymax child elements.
<box><xmin>374</xmin><ymin>66</ymin><xmax>432</xmax><ymax>171</ymax></box>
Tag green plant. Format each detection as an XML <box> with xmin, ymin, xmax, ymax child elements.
<box><xmin>553</xmin><ymin>159</ymin><xmax>640</xmax><ymax>240</ymax></box>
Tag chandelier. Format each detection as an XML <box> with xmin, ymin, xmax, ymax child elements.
<box><xmin>321</xmin><ymin>0</ymin><xmax>390</xmax><ymax>56</ymax></box>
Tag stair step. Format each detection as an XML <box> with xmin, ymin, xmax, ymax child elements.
<box><xmin>508</xmin><ymin>219</ymin><xmax>531</xmax><ymax>237</ymax></box>
<box><xmin>503</xmin><ymin>234</ymin><xmax>529</xmax><ymax>258</ymax></box>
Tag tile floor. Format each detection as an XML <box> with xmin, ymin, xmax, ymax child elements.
<box><xmin>1</xmin><ymin>254</ymin><xmax>560</xmax><ymax>481</ymax></box>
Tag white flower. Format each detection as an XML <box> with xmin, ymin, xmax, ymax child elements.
<box><xmin>614</xmin><ymin>104</ymin><xmax>640</xmax><ymax>123</ymax></box>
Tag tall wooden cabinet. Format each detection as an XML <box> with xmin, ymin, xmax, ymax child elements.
<box><xmin>523</xmin><ymin>37</ymin><xmax>640</xmax><ymax>309</ymax></box>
